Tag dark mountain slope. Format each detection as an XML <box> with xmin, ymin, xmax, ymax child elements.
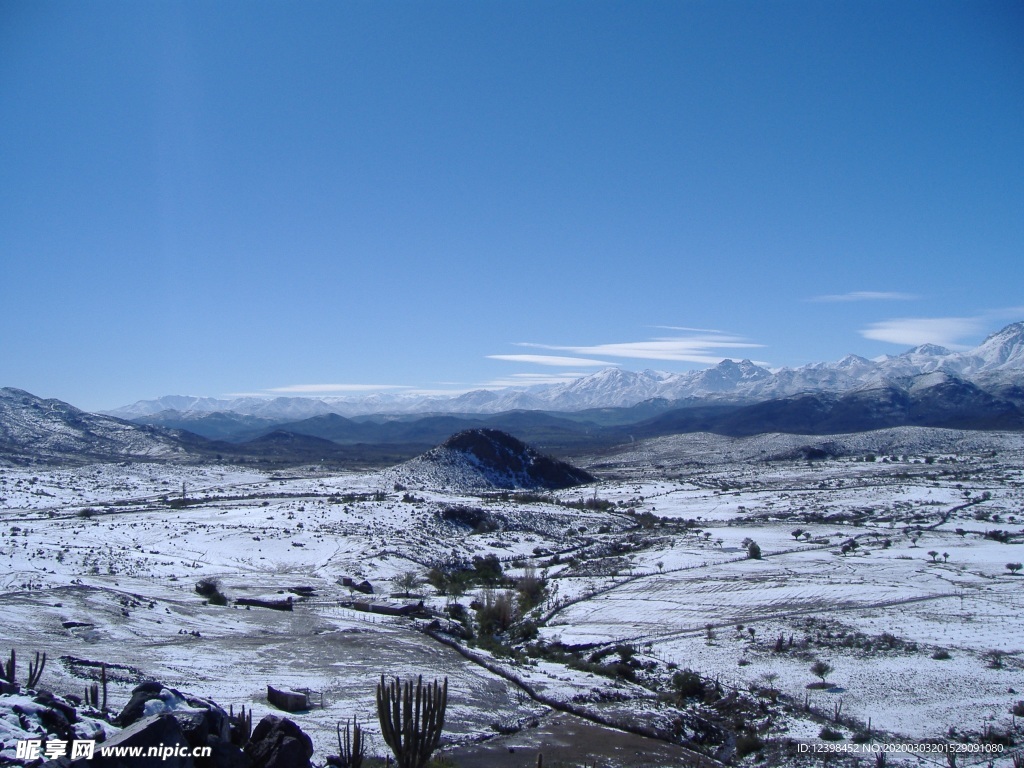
<box><xmin>387</xmin><ymin>429</ymin><xmax>596</xmax><ymax>491</ymax></box>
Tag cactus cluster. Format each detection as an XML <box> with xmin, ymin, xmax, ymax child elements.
<box><xmin>335</xmin><ymin>717</ymin><xmax>364</xmax><ymax>768</ymax></box>
<box><xmin>84</xmin><ymin>662</ymin><xmax>108</xmax><ymax>710</ymax></box>
<box><xmin>2</xmin><ymin>649</ymin><xmax>46</xmax><ymax>690</ymax></box>
<box><xmin>375</xmin><ymin>675</ymin><xmax>447</xmax><ymax>768</ymax></box>
<box><xmin>228</xmin><ymin>704</ymin><xmax>253</xmax><ymax>746</ymax></box>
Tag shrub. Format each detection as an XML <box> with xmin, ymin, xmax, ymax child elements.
<box><xmin>425</xmin><ymin>567</ymin><xmax>450</xmax><ymax>596</ymax></box>
<box><xmin>195</xmin><ymin>577</ymin><xmax>227</xmax><ymax>605</ymax></box>
<box><xmin>819</xmin><ymin>726</ymin><xmax>843</xmax><ymax>741</ymax></box>
<box><xmin>445</xmin><ymin>602</ymin><xmax>467</xmax><ymax>621</ymax></box>
<box><xmin>735</xmin><ymin>732</ymin><xmax>765</xmax><ymax>757</ymax></box>
<box><xmin>515</xmin><ymin>566</ymin><xmax>546</xmax><ymax>612</ymax></box>
<box><xmin>475</xmin><ymin>589</ymin><xmax>517</xmax><ymax>636</ymax></box>
<box><xmin>471</xmin><ymin>554</ymin><xmax>504</xmax><ymax>585</ymax></box>
<box><xmin>672</xmin><ymin>669</ymin><xmax>705</xmax><ymax>700</ymax></box>
<box><xmin>510</xmin><ymin>619</ymin><xmax>538</xmax><ymax>643</ymax></box>
<box><xmin>810</xmin><ymin>659</ymin><xmax>833</xmax><ymax>684</ymax></box>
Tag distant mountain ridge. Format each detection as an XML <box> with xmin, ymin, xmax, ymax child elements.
<box><xmin>3</xmin><ymin>323</ymin><xmax>1024</xmax><ymax>466</ymax></box>
<box><xmin>108</xmin><ymin>321</ymin><xmax>1024</xmax><ymax>420</ymax></box>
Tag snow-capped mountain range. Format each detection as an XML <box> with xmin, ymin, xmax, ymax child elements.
<box><xmin>107</xmin><ymin>322</ymin><xmax>1024</xmax><ymax>420</ymax></box>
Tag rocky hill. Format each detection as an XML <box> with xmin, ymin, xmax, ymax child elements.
<box><xmin>385</xmin><ymin>429</ymin><xmax>596</xmax><ymax>491</ymax></box>
<box><xmin>0</xmin><ymin>388</ymin><xmax>188</xmax><ymax>466</ymax></box>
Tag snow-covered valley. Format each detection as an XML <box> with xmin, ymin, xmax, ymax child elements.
<box><xmin>3</xmin><ymin>428</ymin><xmax>1024</xmax><ymax>766</ymax></box>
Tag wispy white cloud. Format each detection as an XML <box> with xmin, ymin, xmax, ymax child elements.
<box><xmin>810</xmin><ymin>291</ymin><xmax>920</xmax><ymax>303</ymax></box>
<box><xmin>485</xmin><ymin>372</ymin><xmax>591</xmax><ymax>387</ymax></box>
<box><xmin>511</xmin><ymin>332</ymin><xmax>763</xmax><ymax>365</ymax></box>
<box><xmin>267</xmin><ymin>383</ymin><xmax>412</xmax><ymax>393</ymax></box>
<box><xmin>404</xmin><ymin>387</ymin><xmax>477</xmax><ymax>396</ymax></box>
<box><xmin>983</xmin><ymin>305</ymin><xmax>1024</xmax><ymax>322</ymax></box>
<box><xmin>487</xmin><ymin>354</ymin><xmax>613</xmax><ymax>367</ymax></box>
<box><xmin>650</xmin><ymin>325</ymin><xmax>725</xmax><ymax>333</ymax></box>
<box><xmin>860</xmin><ymin>316</ymin><xmax>984</xmax><ymax>348</ymax></box>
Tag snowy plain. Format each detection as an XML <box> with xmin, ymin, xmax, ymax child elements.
<box><xmin>2</xmin><ymin>428</ymin><xmax>1024</xmax><ymax>765</ymax></box>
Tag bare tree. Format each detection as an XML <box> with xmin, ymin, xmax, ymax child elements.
<box><xmin>394</xmin><ymin>571</ymin><xmax>422</xmax><ymax>597</ymax></box>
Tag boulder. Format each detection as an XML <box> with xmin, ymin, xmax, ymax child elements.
<box><xmin>34</xmin><ymin>690</ymin><xmax>78</xmax><ymax>724</ymax></box>
<box><xmin>244</xmin><ymin>715</ymin><xmax>313</xmax><ymax>768</ymax></box>
<box><xmin>13</xmin><ymin>685</ymin><xmax>246</xmax><ymax>768</ymax></box>
<box><xmin>115</xmin><ymin>681</ymin><xmax>164</xmax><ymax>726</ymax></box>
<box><xmin>82</xmin><ymin>713</ymin><xmax>195</xmax><ymax>767</ymax></box>
<box><xmin>202</xmin><ymin>739</ymin><xmax>253</xmax><ymax>768</ymax></box>
<box><xmin>117</xmin><ymin>683</ymin><xmax>230</xmax><ymax>743</ymax></box>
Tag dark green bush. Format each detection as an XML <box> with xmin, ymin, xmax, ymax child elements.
<box><xmin>672</xmin><ymin>669</ymin><xmax>705</xmax><ymax>700</ymax></box>
<box><xmin>195</xmin><ymin>577</ymin><xmax>227</xmax><ymax>605</ymax></box>
<box><xmin>735</xmin><ymin>732</ymin><xmax>765</xmax><ymax>758</ymax></box>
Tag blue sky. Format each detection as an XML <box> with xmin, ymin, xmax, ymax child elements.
<box><xmin>2</xmin><ymin>0</ymin><xmax>1023</xmax><ymax>411</ymax></box>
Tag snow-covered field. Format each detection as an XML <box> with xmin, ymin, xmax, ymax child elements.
<box><xmin>3</xmin><ymin>429</ymin><xmax>1024</xmax><ymax>765</ymax></box>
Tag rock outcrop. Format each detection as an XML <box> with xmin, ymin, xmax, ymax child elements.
<box><xmin>1</xmin><ymin>681</ymin><xmax>304</xmax><ymax>768</ymax></box>
<box><xmin>387</xmin><ymin>428</ymin><xmax>596</xmax><ymax>491</ymax></box>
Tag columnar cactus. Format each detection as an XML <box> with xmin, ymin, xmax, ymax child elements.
<box><xmin>3</xmin><ymin>649</ymin><xmax>46</xmax><ymax>689</ymax></box>
<box><xmin>26</xmin><ymin>651</ymin><xmax>45</xmax><ymax>689</ymax></box>
<box><xmin>85</xmin><ymin>663</ymin><xmax>106</xmax><ymax>710</ymax></box>
<box><xmin>336</xmin><ymin>717</ymin><xmax>364</xmax><ymax>768</ymax></box>
<box><xmin>375</xmin><ymin>675</ymin><xmax>447</xmax><ymax>768</ymax></box>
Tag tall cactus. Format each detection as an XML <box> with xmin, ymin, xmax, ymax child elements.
<box><xmin>375</xmin><ymin>675</ymin><xmax>447</xmax><ymax>768</ymax></box>
<box><xmin>336</xmin><ymin>718</ymin><xmax>364</xmax><ymax>768</ymax></box>
<box><xmin>228</xmin><ymin>704</ymin><xmax>252</xmax><ymax>746</ymax></box>
<box><xmin>3</xmin><ymin>649</ymin><xmax>46</xmax><ymax>689</ymax></box>
<box><xmin>26</xmin><ymin>651</ymin><xmax>45</xmax><ymax>690</ymax></box>
<box><xmin>85</xmin><ymin>663</ymin><xmax>107</xmax><ymax>710</ymax></box>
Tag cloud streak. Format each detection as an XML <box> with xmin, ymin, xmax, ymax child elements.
<box><xmin>860</xmin><ymin>316</ymin><xmax>984</xmax><ymax>348</ymax></box>
<box><xmin>485</xmin><ymin>372</ymin><xmax>592</xmax><ymax>387</ymax></box>
<box><xmin>511</xmin><ymin>332</ymin><xmax>763</xmax><ymax>365</ymax></box>
<box><xmin>487</xmin><ymin>354</ymin><xmax>613</xmax><ymax>367</ymax></box>
<box><xmin>267</xmin><ymin>383</ymin><xmax>412</xmax><ymax>393</ymax></box>
<box><xmin>650</xmin><ymin>325</ymin><xmax>725</xmax><ymax>333</ymax></box>
<box><xmin>810</xmin><ymin>291</ymin><xmax>920</xmax><ymax>303</ymax></box>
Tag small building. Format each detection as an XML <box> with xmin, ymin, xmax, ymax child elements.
<box><xmin>267</xmin><ymin>685</ymin><xmax>308</xmax><ymax>712</ymax></box>
<box><xmin>340</xmin><ymin>577</ymin><xmax>374</xmax><ymax>594</ymax></box>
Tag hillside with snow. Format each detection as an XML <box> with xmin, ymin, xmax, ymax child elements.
<box><xmin>0</xmin><ymin>388</ymin><xmax>188</xmax><ymax>466</ymax></box>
